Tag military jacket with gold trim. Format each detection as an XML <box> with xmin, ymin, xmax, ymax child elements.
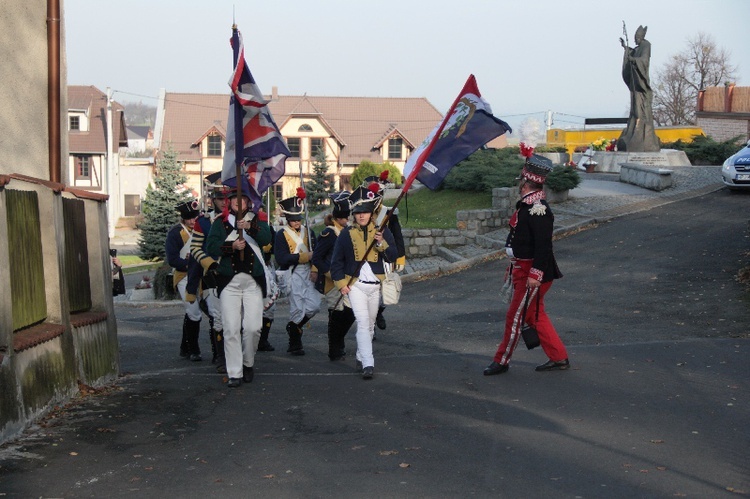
<box><xmin>330</xmin><ymin>221</ymin><xmax>398</xmax><ymax>289</ymax></box>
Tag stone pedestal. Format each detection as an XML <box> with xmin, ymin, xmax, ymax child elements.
<box><xmin>572</xmin><ymin>150</ymin><xmax>691</xmax><ymax>173</ymax></box>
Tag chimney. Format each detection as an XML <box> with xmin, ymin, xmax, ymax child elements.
<box><xmin>272</xmin><ymin>86</ymin><xmax>278</xmax><ymax>101</ymax></box>
<box><xmin>724</xmin><ymin>82</ymin><xmax>735</xmax><ymax>113</ymax></box>
<box><xmin>697</xmin><ymin>89</ymin><xmax>705</xmax><ymax>112</ymax></box>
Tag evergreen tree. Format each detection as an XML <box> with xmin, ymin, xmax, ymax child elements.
<box><xmin>306</xmin><ymin>147</ymin><xmax>332</xmax><ymax>208</ymax></box>
<box><xmin>137</xmin><ymin>145</ymin><xmax>191</xmax><ymax>260</ymax></box>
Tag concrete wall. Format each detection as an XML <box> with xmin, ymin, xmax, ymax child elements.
<box><xmin>0</xmin><ymin>1</ymin><xmax>119</xmax><ymax>445</ymax></box>
<box><xmin>697</xmin><ymin>116</ymin><xmax>750</xmax><ymax>143</ymax></box>
<box><xmin>0</xmin><ymin>1</ymin><xmax>52</xmax><ymax>180</ymax></box>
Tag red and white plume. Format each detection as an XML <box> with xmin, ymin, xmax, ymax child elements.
<box><xmin>296</xmin><ymin>187</ymin><xmax>306</xmax><ymax>200</ymax></box>
<box><xmin>519</xmin><ymin>117</ymin><xmax>543</xmax><ymax>158</ymax></box>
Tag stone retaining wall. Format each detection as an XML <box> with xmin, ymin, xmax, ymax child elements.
<box><xmin>403</xmin><ymin>187</ymin><xmax>516</xmax><ymax>257</ymax></box>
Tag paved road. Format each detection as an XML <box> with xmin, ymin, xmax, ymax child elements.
<box><xmin>1</xmin><ymin>189</ymin><xmax>748</xmax><ymax>498</ymax></box>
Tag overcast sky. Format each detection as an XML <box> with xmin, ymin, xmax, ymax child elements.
<box><xmin>64</xmin><ymin>0</ymin><xmax>749</xmax><ymax>134</ymax></box>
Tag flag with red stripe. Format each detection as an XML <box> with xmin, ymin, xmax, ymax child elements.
<box><xmin>402</xmin><ymin>75</ymin><xmax>511</xmax><ymax>191</ymax></box>
<box><xmin>222</xmin><ymin>27</ymin><xmax>290</xmax><ymax>211</ymax></box>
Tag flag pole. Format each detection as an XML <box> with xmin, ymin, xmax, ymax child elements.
<box><xmin>299</xmin><ymin>160</ymin><xmax>312</xmax><ymax>250</ymax></box>
<box><xmin>231</xmin><ymin>24</ymin><xmax>246</xmax><ymax>260</ymax></box>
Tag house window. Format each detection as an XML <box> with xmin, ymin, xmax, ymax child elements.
<box><xmin>272</xmin><ymin>184</ymin><xmax>283</xmax><ymax>202</ymax></box>
<box><xmin>310</xmin><ymin>138</ymin><xmax>324</xmax><ymax>158</ymax></box>
<box><xmin>298</xmin><ymin>124</ymin><xmax>313</xmax><ymax>132</ymax></box>
<box><xmin>287</xmin><ymin>137</ymin><xmax>300</xmax><ymax>158</ymax></box>
<box><xmin>207</xmin><ymin>135</ymin><xmax>222</xmax><ymax>157</ymax></box>
<box><xmin>124</xmin><ymin>194</ymin><xmax>141</xmax><ymax>216</ymax></box>
<box><xmin>75</xmin><ymin>155</ymin><xmax>91</xmax><ymax>179</ymax></box>
<box><xmin>388</xmin><ymin>137</ymin><xmax>403</xmax><ymax>160</ymax></box>
<box><xmin>70</xmin><ymin>116</ymin><xmax>80</xmax><ymax>131</ymax></box>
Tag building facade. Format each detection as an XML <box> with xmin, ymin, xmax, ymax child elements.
<box><xmin>153</xmin><ymin>89</ymin><xmax>451</xmax><ymax>205</ymax></box>
<box><xmin>696</xmin><ymin>84</ymin><xmax>750</xmax><ymax>143</ymax></box>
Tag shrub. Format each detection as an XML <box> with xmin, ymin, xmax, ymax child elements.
<box><xmin>442</xmin><ymin>148</ymin><xmax>524</xmax><ymax>193</ymax></box>
<box><xmin>662</xmin><ymin>135</ymin><xmax>743</xmax><ymax>165</ymax></box>
<box><xmin>545</xmin><ymin>166</ymin><xmax>582</xmax><ymax>192</ymax></box>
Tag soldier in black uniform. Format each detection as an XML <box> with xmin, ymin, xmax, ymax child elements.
<box><xmin>484</xmin><ymin>153</ymin><xmax>570</xmax><ymax>376</ymax></box>
<box><xmin>311</xmin><ymin>191</ymin><xmax>356</xmax><ymax>360</ymax></box>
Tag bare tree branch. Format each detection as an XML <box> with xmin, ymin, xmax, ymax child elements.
<box><xmin>652</xmin><ymin>32</ymin><xmax>738</xmax><ymax>126</ymax></box>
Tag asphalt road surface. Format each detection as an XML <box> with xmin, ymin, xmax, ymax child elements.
<box><xmin>0</xmin><ymin>189</ymin><xmax>748</xmax><ymax>498</ymax></box>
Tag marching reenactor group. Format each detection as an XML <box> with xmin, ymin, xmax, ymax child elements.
<box><xmin>165</xmin><ymin>173</ymin><xmax>407</xmax><ymax>386</ymax></box>
<box><xmin>165</xmin><ymin>160</ymin><xmax>570</xmax><ymax>388</ymax></box>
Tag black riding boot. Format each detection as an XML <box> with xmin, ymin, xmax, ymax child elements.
<box><xmin>179</xmin><ymin>314</ymin><xmax>191</xmax><ymax>358</ymax></box>
<box><xmin>327</xmin><ymin>310</ymin><xmax>343</xmax><ymax>361</ymax></box>
<box><xmin>339</xmin><ymin>307</ymin><xmax>355</xmax><ymax>355</ymax></box>
<box><xmin>258</xmin><ymin>318</ymin><xmax>275</xmax><ymax>352</ymax></box>
<box><xmin>209</xmin><ymin>328</ymin><xmax>218</xmax><ymax>364</ymax></box>
<box><xmin>214</xmin><ymin>329</ymin><xmax>226</xmax><ymax>374</ymax></box>
<box><xmin>376</xmin><ymin>305</ymin><xmax>387</xmax><ymax>330</ymax></box>
<box><xmin>286</xmin><ymin>321</ymin><xmax>305</xmax><ymax>356</ymax></box>
<box><xmin>185</xmin><ymin>317</ymin><xmax>202</xmax><ymax>361</ymax></box>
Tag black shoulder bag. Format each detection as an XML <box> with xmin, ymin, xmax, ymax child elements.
<box><xmin>520</xmin><ymin>289</ymin><xmax>541</xmax><ymax>350</ymax></box>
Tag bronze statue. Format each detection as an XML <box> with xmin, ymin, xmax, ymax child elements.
<box><xmin>617</xmin><ymin>25</ymin><xmax>660</xmax><ymax>152</ymax></box>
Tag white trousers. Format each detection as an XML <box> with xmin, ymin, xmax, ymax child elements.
<box><xmin>176</xmin><ymin>277</ymin><xmax>202</xmax><ymax>321</ymax></box>
<box><xmin>349</xmin><ymin>281</ymin><xmax>381</xmax><ymax>368</ymax></box>
<box><xmin>220</xmin><ymin>273</ymin><xmax>263</xmax><ymax>379</ymax></box>
<box><xmin>202</xmin><ymin>288</ymin><xmax>223</xmax><ymax>331</ymax></box>
<box><xmin>289</xmin><ymin>264</ymin><xmax>322</xmax><ymax>324</ymax></box>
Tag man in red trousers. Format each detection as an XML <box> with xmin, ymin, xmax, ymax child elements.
<box><xmin>484</xmin><ymin>153</ymin><xmax>570</xmax><ymax>376</ymax></box>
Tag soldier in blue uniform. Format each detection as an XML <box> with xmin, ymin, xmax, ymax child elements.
<box><xmin>165</xmin><ymin>200</ymin><xmax>202</xmax><ymax>361</ymax></box>
<box><xmin>190</xmin><ymin>180</ymin><xmax>229</xmax><ymax>372</ymax></box>
<box><xmin>274</xmin><ymin>188</ymin><xmax>322</xmax><ymax>356</ymax></box>
<box><xmin>330</xmin><ymin>185</ymin><xmax>398</xmax><ymax>379</ymax></box>
<box><xmin>362</xmin><ymin>172</ymin><xmax>406</xmax><ymax>333</ymax></box>
<box><xmin>311</xmin><ymin>191</ymin><xmax>355</xmax><ymax>361</ymax></box>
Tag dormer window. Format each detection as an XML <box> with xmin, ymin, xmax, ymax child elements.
<box><xmin>298</xmin><ymin>124</ymin><xmax>313</xmax><ymax>132</ymax></box>
<box><xmin>207</xmin><ymin>134</ymin><xmax>222</xmax><ymax>157</ymax></box>
<box><xmin>388</xmin><ymin>137</ymin><xmax>403</xmax><ymax>160</ymax></box>
<box><xmin>70</xmin><ymin>115</ymin><xmax>80</xmax><ymax>131</ymax></box>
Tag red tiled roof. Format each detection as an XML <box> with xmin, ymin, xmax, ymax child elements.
<box><xmin>68</xmin><ymin>85</ymin><xmax>128</xmax><ymax>154</ymax></box>
<box><xmin>158</xmin><ymin>92</ymin><xmax>444</xmax><ymax>166</ymax></box>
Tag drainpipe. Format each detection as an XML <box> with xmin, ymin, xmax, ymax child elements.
<box><xmin>47</xmin><ymin>0</ymin><xmax>61</xmax><ymax>183</ymax></box>
<box><xmin>107</xmin><ymin>87</ymin><xmax>114</xmax><ymax>238</ymax></box>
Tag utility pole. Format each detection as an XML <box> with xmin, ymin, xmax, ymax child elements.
<box><xmin>546</xmin><ymin>110</ymin><xmax>554</xmax><ymax>130</ymax></box>
<box><xmin>106</xmin><ymin>87</ymin><xmax>115</xmax><ymax>238</ymax></box>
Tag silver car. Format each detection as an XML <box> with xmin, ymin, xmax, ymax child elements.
<box><xmin>722</xmin><ymin>140</ymin><xmax>750</xmax><ymax>190</ymax></box>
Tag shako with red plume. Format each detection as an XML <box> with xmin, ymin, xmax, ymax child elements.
<box><xmin>279</xmin><ymin>188</ymin><xmax>306</xmax><ymax>222</ymax></box>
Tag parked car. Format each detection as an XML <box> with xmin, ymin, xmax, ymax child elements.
<box><xmin>722</xmin><ymin>140</ymin><xmax>750</xmax><ymax>190</ymax></box>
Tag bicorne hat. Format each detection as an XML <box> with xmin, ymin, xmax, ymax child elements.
<box><xmin>348</xmin><ymin>184</ymin><xmax>382</xmax><ymax>214</ymax></box>
<box><xmin>329</xmin><ymin>191</ymin><xmax>351</xmax><ymax>218</ymax></box>
<box><xmin>176</xmin><ymin>199</ymin><xmax>200</xmax><ymax>220</ymax></box>
<box><xmin>519</xmin><ymin>153</ymin><xmax>554</xmax><ymax>185</ymax></box>
<box><xmin>279</xmin><ymin>187</ymin><xmax>306</xmax><ymax>221</ymax></box>
<box><xmin>204</xmin><ymin>172</ymin><xmax>229</xmax><ymax>200</ymax></box>
<box><xmin>362</xmin><ymin>170</ymin><xmax>390</xmax><ymax>194</ymax></box>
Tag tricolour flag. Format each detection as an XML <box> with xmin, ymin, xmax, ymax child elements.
<box><xmin>222</xmin><ymin>27</ymin><xmax>290</xmax><ymax>211</ymax></box>
<box><xmin>402</xmin><ymin>75</ymin><xmax>511</xmax><ymax>191</ymax></box>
